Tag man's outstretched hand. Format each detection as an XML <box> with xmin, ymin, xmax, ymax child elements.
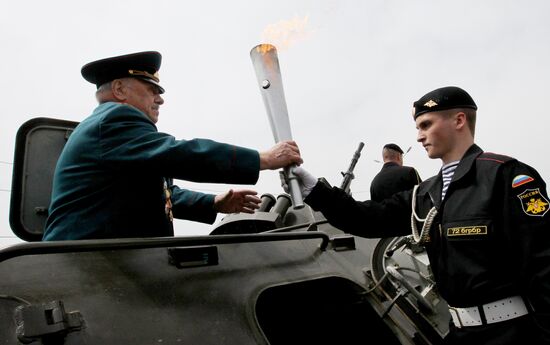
<box><xmin>214</xmin><ymin>189</ymin><xmax>261</xmax><ymax>214</ymax></box>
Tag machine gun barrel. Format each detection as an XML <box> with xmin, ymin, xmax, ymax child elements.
<box><xmin>340</xmin><ymin>142</ymin><xmax>365</xmax><ymax>194</ymax></box>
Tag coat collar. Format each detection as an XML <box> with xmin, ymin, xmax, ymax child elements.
<box><xmin>423</xmin><ymin>144</ymin><xmax>483</xmax><ymax>206</ymax></box>
<box><xmin>382</xmin><ymin>162</ymin><xmax>400</xmax><ymax>168</ymax></box>
<box><xmin>451</xmin><ymin>144</ymin><xmax>483</xmax><ymax>183</ymax></box>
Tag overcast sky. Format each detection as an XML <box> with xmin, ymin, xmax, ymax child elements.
<box><xmin>2</xmin><ymin>0</ymin><xmax>550</xmax><ymax>246</ymax></box>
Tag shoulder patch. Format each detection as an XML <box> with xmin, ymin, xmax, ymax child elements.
<box><xmin>512</xmin><ymin>174</ymin><xmax>534</xmax><ymax>188</ymax></box>
<box><xmin>517</xmin><ymin>188</ymin><xmax>549</xmax><ymax>216</ymax></box>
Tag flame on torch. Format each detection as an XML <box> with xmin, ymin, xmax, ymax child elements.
<box><xmin>261</xmin><ymin>15</ymin><xmax>312</xmax><ymax>51</ymax></box>
<box><xmin>254</xmin><ymin>43</ymin><xmax>276</xmax><ymax>55</ymax></box>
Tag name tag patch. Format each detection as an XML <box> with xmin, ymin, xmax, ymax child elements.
<box><xmin>517</xmin><ymin>188</ymin><xmax>549</xmax><ymax>217</ymax></box>
<box><xmin>447</xmin><ymin>226</ymin><xmax>488</xmax><ymax>237</ymax></box>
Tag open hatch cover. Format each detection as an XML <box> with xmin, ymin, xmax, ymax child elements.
<box><xmin>9</xmin><ymin>117</ymin><xmax>78</xmax><ymax>241</ymax></box>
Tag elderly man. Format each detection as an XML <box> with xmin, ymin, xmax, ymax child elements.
<box><xmin>43</xmin><ymin>51</ymin><xmax>302</xmax><ymax>240</ymax></box>
<box><xmin>293</xmin><ymin>86</ymin><xmax>550</xmax><ymax>344</ymax></box>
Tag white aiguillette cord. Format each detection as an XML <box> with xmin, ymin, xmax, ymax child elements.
<box><xmin>410</xmin><ymin>185</ymin><xmax>438</xmax><ymax>244</ymax></box>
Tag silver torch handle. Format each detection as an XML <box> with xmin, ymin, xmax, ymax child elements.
<box><xmin>250</xmin><ymin>43</ymin><xmax>304</xmax><ymax>209</ymax></box>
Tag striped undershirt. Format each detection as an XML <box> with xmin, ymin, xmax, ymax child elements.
<box><xmin>441</xmin><ymin>160</ymin><xmax>460</xmax><ymax>200</ymax></box>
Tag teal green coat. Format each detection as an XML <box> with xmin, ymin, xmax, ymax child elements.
<box><xmin>43</xmin><ymin>102</ymin><xmax>260</xmax><ymax>240</ymax></box>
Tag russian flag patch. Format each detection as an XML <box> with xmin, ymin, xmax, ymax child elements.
<box><xmin>512</xmin><ymin>174</ymin><xmax>534</xmax><ymax>188</ymax></box>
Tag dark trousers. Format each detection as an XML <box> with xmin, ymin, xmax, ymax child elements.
<box><xmin>443</xmin><ymin>315</ymin><xmax>548</xmax><ymax>345</ymax></box>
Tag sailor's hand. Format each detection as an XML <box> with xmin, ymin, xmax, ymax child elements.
<box><xmin>214</xmin><ymin>189</ymin><xmax>261</xmax><ymax>214</ymax></box>
<box><xmin>293</xmin><ymin>166</ymin><xmax>317</xmax><ymax>198</ymax></box>
<box><xmin>291</xmin><ymin>166</ymin><xmax>318</xmax><ymax>198</ymax></box>
<box><xmin>259</xmin><ymin>140</ymin><xmax>303</xmax><ymax>170</ymax></box>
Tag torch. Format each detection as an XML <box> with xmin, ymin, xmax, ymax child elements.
<box><xmin>250</xmin><ymin>43</ymin><xmax>304</xmax><ymax>209</ymax></box>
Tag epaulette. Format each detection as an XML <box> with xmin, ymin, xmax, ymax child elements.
<box><xmin>477</xmin><ymin>152</ymin><xmax>515</xmax><ymax>164</ymax></box>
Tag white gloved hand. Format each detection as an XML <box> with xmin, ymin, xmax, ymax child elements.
<box><xmin>292</xmin><ymin>166</ymin><xmax>317</xmax><ymax>198</ymax></box>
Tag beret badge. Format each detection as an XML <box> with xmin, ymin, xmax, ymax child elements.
<box><xmin>424</xmin><ymin>100</ymin><xmax>438</xmax><ymax>108</ymax></box>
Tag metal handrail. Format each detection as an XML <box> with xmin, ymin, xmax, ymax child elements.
<box><xmin>0</xmin><ymin>231</ymin><xmax>330</xmax><ymax>263</ymax></box>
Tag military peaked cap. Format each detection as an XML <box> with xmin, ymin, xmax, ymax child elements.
<box><xmin>383</xmin><ymin>143</ymin><xmax>404</xmax><ymax>154</ymax></box>
<box><xmin>413</xmin><ymin>86</ymin><xmax>477</xmax><ymax>119</ymax></box>
<box><xmin>81</xmin><ymin>51</ymin><xmax>164</xmax><ymax>93</ymax></box>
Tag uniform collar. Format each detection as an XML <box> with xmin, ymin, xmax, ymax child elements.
<box><xmin>449</xmin><ymin>144</ymin><xmax>483</xmax><ymax>183</ymax></box>
<box><xmin>382</xmin><ymin>161</ymin><xmax>400</xmax><ymax>168</ymax></box>
<box><xmin>423</xmin><ymin>144</ymin><xmax>483</xmax><ymax>206</ymax></box>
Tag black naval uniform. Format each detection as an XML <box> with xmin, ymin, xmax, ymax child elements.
<box><xmin>370</xmin><ymin>161</ymin><xmax>421</xmax><ymax>202</ymax></box>
<box><xmin>305</xmin><ymin>144</ymin><xmax>550</xmax><ymax>344</ymax></box>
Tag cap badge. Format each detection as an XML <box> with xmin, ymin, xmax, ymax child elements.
<box><xmin>128</xmin><ymin>69</ymin><xmax>160</xmax><ymax>83</ymax></box>
<box><xmin>424</xmin><ymin>100</ymin><xmax>438</xmax><ymax>108</ymax></box>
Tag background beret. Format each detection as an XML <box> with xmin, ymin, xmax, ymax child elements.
<box><xmin>383</xmin><ymin>143</ymin><xmax>404</xmax><ymax>154</ymax></box>
<box><xmin>413</xmin><ymin>86</ymin><xmax>477</xmax><ymax>119</ymax></box>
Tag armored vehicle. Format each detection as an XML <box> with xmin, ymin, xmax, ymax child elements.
<box><xmin>0</xmin><ymin>117</ymin><xmax>452</xmax><ymax>344</ymax></box>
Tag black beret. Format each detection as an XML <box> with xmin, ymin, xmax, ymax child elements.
<box><xmin>413</xmin><ymin>86</ymin><xmax>476</xmax><ymax>119</ymax></box>
<box><xmin>383</xmin><ymin>143</ymin><xmax>404</xmax><ymax>154</ymax></box>
<box><xmin>81</xmin><ymin>51</ymin><xmax>164</xmax><ymax>93</ymax></box>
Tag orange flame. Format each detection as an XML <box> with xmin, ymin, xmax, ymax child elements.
<box><xmin>255</xmin><ymin>43</ymin><xmax>276</xmax><ymax>55</ymax></box>
<box><xmin>261</xmin><ymin>15</ymin><xmax>312</xmax><ymax>51</ymax></box>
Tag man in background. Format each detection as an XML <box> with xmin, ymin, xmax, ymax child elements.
<box><xmin>370</xmin><ymin>143</ymin><xmax>421</xmax><ymax>201</ymax></box>
<box><xmin>43</xmin><ymin>51</ymin><xmax>302</xmax><ymax>241</ymax></box>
